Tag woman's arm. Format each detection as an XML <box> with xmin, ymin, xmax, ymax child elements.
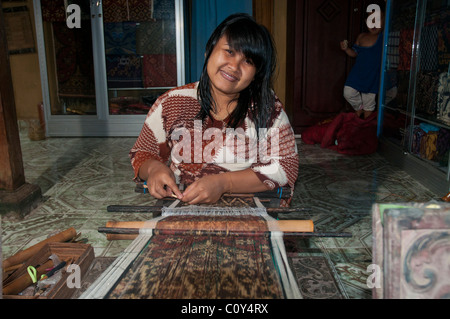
<box><xmin>181</xmin><ymin>168</ymin><xmax>270</xmax><ymax>205</ymax></box>
<box><xmin>340</xmin><ymin>40</ymin><xmax>358</xmax><ymax>58</ymax></box>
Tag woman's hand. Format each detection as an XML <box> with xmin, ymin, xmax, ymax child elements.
<box><xmin>181</xmin><ymin>173</ymin><xmax>231</xmax><ymax>205</ymax></box>
<box><xmin>141</xmin><ymin>159</ymin><xmax>183</xmax><ymax>200</ymax></box>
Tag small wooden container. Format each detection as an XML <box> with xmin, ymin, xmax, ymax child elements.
<box><xmin>2</xmin><ymin>243</ymin><xmax>94</xmax><ymax>299</ymax></box>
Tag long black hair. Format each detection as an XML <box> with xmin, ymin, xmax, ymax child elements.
<box><xmin>197</xmin><ymin>13</ymin><xmax>277</xmax><ymax>131</ymax></box>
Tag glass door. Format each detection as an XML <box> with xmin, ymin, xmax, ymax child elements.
<box><xmin>34</xmin><ymin>0</ymin><xmax>185</xmax><ymax>136</ymax></box>
<box><xmin>103</xmin><ymin>0</ymin><xmax>178</xmax><ymax>117</ymax></box>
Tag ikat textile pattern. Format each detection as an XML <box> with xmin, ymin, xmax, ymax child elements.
<box><xmin>106</xmin><ymin>216</ymin><xmax>285</xmax><ymax>299</ymax></box>
<box><xmin>136</xmin><ymin>20</ymin><xmax>176</xmax><ymax>55</ymax></box>
<box><xmin>152</xmin><ymin>0</ymin><xmax>175</xmax><ymax>20</ymax></box>
<box><xmin>41</xmin><ymin>0</ymin><xmax>90</xmax><ymax>22</ymax></box>
<box><xmin>102</xmin><ymin>0</ymin><xmax>154</xmax><ymax>23</ymax></box>
<box><xmin>106</xmin><ymin>55</ymin><xmax>143</xmax><ymax>88</ymax></box>
<box><xmin>415</xmin><ymin>71</ymin><xmax>440</xmax><ymax>115</ymax></box>
<box><xmin>142</xmin><ymin>54</ymin><xmax>177</xmax><ymax>87</ymax></box>
<box><xmin>41</xmin><ymin>0</ymin><xmax>66</xmax><ymax>22</ymax></box>
<box><xmin>398</xmin><ymin>29</ymin><xmax>414</xmax><ymax>71</ymax></box>
<box><xmin>104</xmin><ymin>22</ymin><xmax>137</xmax><ymax>55</ymax></box>
<box><xmin>53</xmin><ymin>22</ymin><xmax>95</xmax><ymax>96</ymax></box>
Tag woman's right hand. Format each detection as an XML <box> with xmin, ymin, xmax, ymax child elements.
<box><xmin>340</xmin><ymin>40</ymin><xmax>349</xmax><ymax>50</ymax></box>
<box><xmin>140</xmin><ymin>159</ymin><xmax>183</xmax><ymax>200</ymax></box>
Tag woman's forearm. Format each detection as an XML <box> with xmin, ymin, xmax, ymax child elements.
<box><xmin>225</xmin><ymin>169</ymin><xmax>271</xmax><ymax>194</ymax></box>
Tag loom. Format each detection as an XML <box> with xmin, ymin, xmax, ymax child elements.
<box><xmin>82</xmin><ymin>187</ymin><xmax>351</xmax><ymax>299</ymax></box>
<box><xmin>82</xmin><ymin>197</ymin><xmax>317</xmax><ymax>299</ymax></box>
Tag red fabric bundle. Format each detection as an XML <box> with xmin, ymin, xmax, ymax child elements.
<box><xmin>301</xmin><ymin>112</ymin><xmax>378</xmax><ymax>155</ymax></box>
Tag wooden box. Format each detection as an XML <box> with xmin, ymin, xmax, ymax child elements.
<box><xmin>2</xmin><ymin>243</ymin><xmax>94</xmax><ymax>299</ymax></box>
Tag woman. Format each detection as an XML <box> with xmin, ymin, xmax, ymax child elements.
<box><xmin>340</xmin><ymin>6</ymin><xmax>385</xmax><ymax>119</ymax></box>
<box><xmin>130</xmin><ymin>13</ymin><xmax>298</xmax><ymax>206</ymax></box>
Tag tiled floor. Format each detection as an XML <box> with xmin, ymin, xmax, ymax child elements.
<box><xmin>1</xmin><ymin>131</ymin><xmax>440</xmax><ymax>299</ymax></box>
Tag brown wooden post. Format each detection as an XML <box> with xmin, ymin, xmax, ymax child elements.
<box><xmin>0</xmin><ymin>1</ymin><xmax>41</xmax><ymax>217</ymax></box>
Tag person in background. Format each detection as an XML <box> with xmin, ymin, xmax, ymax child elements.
<box><xmin>341</xmin><ymin>5</ymin><xmax>385</xmax><ymax>119</ymax></box>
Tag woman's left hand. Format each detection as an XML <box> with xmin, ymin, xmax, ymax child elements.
<box><xmin>181</xmin><ymin>174</ymin><xmax>230</xmax><ymax>205</ymax></box>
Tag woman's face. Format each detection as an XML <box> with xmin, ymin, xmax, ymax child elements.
<box><xmin>206</xmin><ymin>36</ymin><xmax>257</xmax><ymax>100</ymax></box>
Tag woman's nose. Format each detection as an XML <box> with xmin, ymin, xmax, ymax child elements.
<box><xmin>228</xmin><ymin>56</ymin><xmax>239</xmax><ymax>70</ymax></box>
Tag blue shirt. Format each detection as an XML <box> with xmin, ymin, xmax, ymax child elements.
<box><xmin>345</xmin><ymin>32</ymin><xmax>383</xmax><ymax>94</ymax></box>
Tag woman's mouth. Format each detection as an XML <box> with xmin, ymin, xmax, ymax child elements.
<box><xmin>220</xmin><ymin>70</ymin><xmax>239</xmax><ymax>82</ymax></box>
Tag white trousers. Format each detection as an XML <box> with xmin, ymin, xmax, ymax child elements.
<box><xmin>343</xmin><ymin>86</ymin><xmax>376</xmax><ymax>112</ymax></box>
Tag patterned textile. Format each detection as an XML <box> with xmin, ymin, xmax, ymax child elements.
<box><xmin>152</xmin><ymin>0</ymin><xmax>175</xmax><ymax>20</ymax></box>
<box><xmin>106</xmin><ymin>55</ymin><xmax>143</xmax><ymax>88</ymax></box>
<box><xmin>419</xmin><ymin>131</ymin><xmax>438</xmax><ymax>160</ymax></box>
<box><xmin>142</xmin><ymin>54</ymin><xmax>177</xmax><ymax>87</ymax></box>
<box><xmin>103</xmin><ymin>0</ymin><xmax>154</xmax><ymax>23</ymax></box>
<box><xmin>41</xmin><ymin>0</ymin><xmax>66</xmax><ymax>22</ymax></box>
<box><xmin>106</xmin><ymin>215</ymin><xmax>285</xmax><ymax>299</ymax></box>
<box><xmin>437</xmin><ymin>71</ymin><xmax>450</xmax><ymax>124</ymax></box>
<box><xmin>136</xmin><ymin>20</ymin><xmax>176</xmax><ymax>55</ymax></box>
<box><xmin>398</xmin><ymin>29</ymin><xmax>414</xmax><ymax>71</ymax></box>
<box><xmin>372</xmin><ymin>203</ymin><xmax>450</xmax><ymax>299</ymax></box>
<box><xmin>129</xmin><ymin>82</ymin><xmax>299</xmax><ymax>204</ymax></box>
<box><xmin>415</xmin><ymin>71</ymin><xmax>439</xmax><ymax>115</ymax></box>
<box><xmin>301</xmin><ymin>112</ymin><xmax>379</xmax><ymax>156</ymax></box>
<box><xmin>53</xmin><ymin>22</ymin><xmax>95</xmax><ymax>97</ymax></box>
<box><xmin>411</xmin><ymin>126</ymin><xmax>426</xmax><ymax>155</ymax></box>
<box><xmin>42</xmin><ymin>0</ymin><xmax>90</xmax><ymax>22</ymax></box>
<box><xmin>437</xmin><ymin>20</ymin><xmax>450</xmax><ymax>73</ymax></box>
<box><xmin>104</xmin><ymin>22</ymin><xmax>137</xmax><ymax>55</ymax></box>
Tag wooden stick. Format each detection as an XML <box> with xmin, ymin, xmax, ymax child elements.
<box><xmin>106</xmin><ymin>205</ymin><xmax>310</xmax><ymax>214</ymax></box>
<box><xmin>98</xmin><ymin>227</ymin><xmax>352</xmax><ymax>241</ymax></box>
<box><xmin>2</xmin><ymin>228</ymin><xmax>77</xmax><ymax>271</ymax></box>
<box><xmin>136</xmin><ymin>183</ymin><xmax>293</xmax><ymax>199</ymax></box>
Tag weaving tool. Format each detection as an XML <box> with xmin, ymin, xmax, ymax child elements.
<box><xmin>81</xmin><ymin>198</ymin><xmax>304</xmax><ymax>299</ymax></box>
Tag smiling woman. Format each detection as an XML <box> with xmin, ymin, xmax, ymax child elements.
<box><xmin>129</xmin><ymin>13</ymin><xmax>299</xmax><ymax>207</ymax></box>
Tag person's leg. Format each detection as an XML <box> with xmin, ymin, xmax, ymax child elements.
<box><xmin>343</xmin><ymin>86</ymin><xmax>363</xmax><ymax>116</ymax></box>
<box><xmin>361</xmin><ymin>93</ymin><xmax>377</xmax><ymax>119</ymax></box>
